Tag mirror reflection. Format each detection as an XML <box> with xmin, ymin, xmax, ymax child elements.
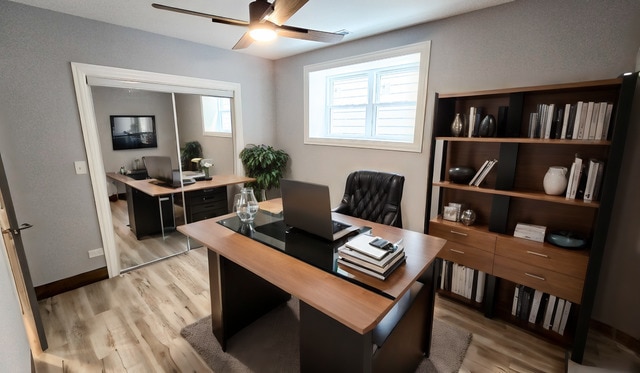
<box><xmin>92</xmin><ymin>86</ymin><xmax>235</xmax><ymax>272</ymax></box>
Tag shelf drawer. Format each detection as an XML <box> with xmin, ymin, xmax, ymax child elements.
<box><xmin>191</xmin><ymin>209</ymin><xmax>227</xmax><ymax>222</ymax></box>
<box><xmin>190</xmin><ymin>199</ymin><xmax>227</xmax><ymax>215</ymax></box>
<box><xmin>437</xmin><ymin>241</ymin><xmax>494</xmax><ymax>274</ymax></box>
<box><xmin>430</xmin><ymin>220</ymin><xmax>496</xmax><ymax>253</ymax></box>
<box><xmin>493</xmin><ymin>255</ymin><xmax>583</xmax><ymax>304</ymax></box>
<box><xmin>495</xmin><ymin>236</ymin><xmax>588</xmax><ymax>280</ymax></box>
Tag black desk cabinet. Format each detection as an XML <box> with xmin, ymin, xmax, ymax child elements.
<box><xmin>185</xmin><ymin>186</ymin><xmax>228</xmax><ymax>223</ymax></box>
<box><xmin>126</xmin><ymin>185</ymin><xmax>174</xmax><ymax>239</ymax></box>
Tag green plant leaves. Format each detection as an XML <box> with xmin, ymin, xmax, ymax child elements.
<box><xmin>239</xmin><ymin>144</ymin><xmax>289</xmax><ymax>192</ymax></box>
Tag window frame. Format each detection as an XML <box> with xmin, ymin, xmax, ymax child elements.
<box><xmin>201</xmin><ymin>95</ymin><xmax>234</xmax><ymax>138</ymax></box>
<box><xmin>304</xmin><ymin>41</ymin><xmax>431</xmax><ymax>152</ymax></box>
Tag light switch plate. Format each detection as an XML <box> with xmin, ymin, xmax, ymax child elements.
<box><xmin>74</xmin><ymin>161</ymin><xmax>87</xmax><ymax>174</ymax></box>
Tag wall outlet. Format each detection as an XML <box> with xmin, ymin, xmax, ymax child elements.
<box><xmin>88</xmin><ymin>248</ymin><xmax>104</xmax><ymax>258</ymax></box>
<box><xmin>74</xmin><ymin>161</ymin><xmax>87</xmax><ymax>174</ymax></box>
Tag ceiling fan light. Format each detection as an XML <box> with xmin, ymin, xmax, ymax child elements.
<box><xmin>249</xmin><ymin>25</ymin><xmax>277</xmax><ymax>42</ymax></box>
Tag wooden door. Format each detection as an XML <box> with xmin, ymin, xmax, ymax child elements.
<box><xmin>0</xmin><ymin>154</ymin><xmax>47</xmax><ymax>352</ymax></box>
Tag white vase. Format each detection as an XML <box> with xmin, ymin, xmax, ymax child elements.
<box><xmin>543</xmin><ymin>166</ymin><xmax>568</xmax><ymax>195</ymax></box>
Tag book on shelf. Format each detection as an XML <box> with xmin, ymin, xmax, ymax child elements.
<box><xmin>584</xmin><ymin>159</ymin><xmax>605</xmax><ymax>202</ymax></box>
<box><xmin>439</xmin><ymin>260</ymin><xmax>486</xmax><ymax>303</ymax></box>
<box><xmin>528</xmin><ymin>289</ymin><xmax>544</xmax><ymax>324</ymax></box>
<box><xmin>551</xmin><ymin>299</ymin><xmax>566</xmax><ymax>333</ymax></box>
<box><xmin>552</xmin><ymin>106</ymin><xmax>564</xmax><ymax>139</ymax></box>
<box><xmin>469</xmin><ymin>159</ymin><xmax>498</xmax><ymax>187</ymax></box>
<box><xmin>558</xmin><ymin>301</ymin><xmax>572</xmax><ymax>335</ymax></box>
<box><xmin>510</xmin><ymin>284</ymin><xmax>572</xmax><ymax>335</ymax></box>
<box><xmin>565</xmin><ymin>154</ymin><xmax>583</xmax><ymax>199</ymax></box>
<box><xmin>563</xmin><ymin>103</ymin><xmax>577</xmax><ymax>139</ymax></box>
<box><xmin>543</xmin><ymin>294</ymin><xmax>557</xmax><ymax>329</ymax></box>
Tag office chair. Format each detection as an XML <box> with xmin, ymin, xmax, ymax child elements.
<box><xmin>333</xmin><ymin>170</ymin><xmax>405</xmax><ymax>228</ymax></box>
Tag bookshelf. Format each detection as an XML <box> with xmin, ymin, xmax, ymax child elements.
<box><xmin>425</xmin><ymin>73</ymin><xmax>639</xmax><ymax>363</ymax></box>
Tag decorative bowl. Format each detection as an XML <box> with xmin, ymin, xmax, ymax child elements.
<box><xmin>546</xmin><ymin>231</ymin><xmax>587</xmax><ymax>249</ymax></box>
<box><xmin>448</xmin><ymin>166</ymin><xmax>476</xmax><ymax>184</ymax></box>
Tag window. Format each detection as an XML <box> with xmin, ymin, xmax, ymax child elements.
<box><xmin>202</xmin><ymin>96</ymin><xmax>232</xmax><ymax>136</ymax></box>
<box><xmin>305</xmin><ymin>42</ymin><xmax>430</xmax><ymax>152</ymax></box>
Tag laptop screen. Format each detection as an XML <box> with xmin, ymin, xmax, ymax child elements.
<box><xmin>281</xmin><ymin>179</ymin><xmax>355</xmax><ymax>241</ymax></box>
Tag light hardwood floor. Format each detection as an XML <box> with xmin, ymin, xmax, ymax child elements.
<box><xmin>33</xmin><ymin>246</ymin><xmax>639</xmax><ymax>372</ymax></box>
<box><xmin>111</xmin><ymin>198</ymin><xmax>190</xmax><ymax>271</ymax></box>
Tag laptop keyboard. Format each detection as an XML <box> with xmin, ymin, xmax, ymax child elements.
<box><xmin>332</xmin><ymin>221</ymin><xmax>351</xmax><ymax>233</ymax></box>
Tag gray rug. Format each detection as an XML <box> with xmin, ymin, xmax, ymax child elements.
<box><xmin>181</xmin><ymin>298</ymin><xmax>471</xmax><ymax>373</ymax></box>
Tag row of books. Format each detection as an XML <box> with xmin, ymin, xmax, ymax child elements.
<box><xmin>528</xmin><ymin>101</ymin><xmax>613</xmax><ymax>140</ymax></box>
<box><xmin>468</xmin><ymin>159</ymin><xmax>498</xmax><ymax>186</ymax></box>
<box><xmin>566</xmin><ymin>154</ymin><xmax>605</xmax><ymax>202</ymax></box>
<box><xmin>337</xmin><ymin>234</ymin><xmax>406</xmax><ymax>280</ymax></box>
<box><xmin>439</xmin><ymin>260</ymin><xmax>486</xmax><ymax>303</ymax></box>
<box><xmin>512</xmin><ymin>284</ymin><xmax>572</xmax><ymax>335</ymax></box>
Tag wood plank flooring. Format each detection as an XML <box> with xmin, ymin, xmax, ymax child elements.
<box><xmin>33</xmin><ymin>246</ymin><xmax>639</xmax><ymax>372</ymax></box>
<box><xmin>110</xmin><ymin>198</ymin><xmax>189</xmax><ymax>271</ymax></box>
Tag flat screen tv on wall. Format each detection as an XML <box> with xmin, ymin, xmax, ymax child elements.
<box><xmin>110</xmin><ymin>115</ymin><xmax>158</xmax><ymax>150</ymax></box>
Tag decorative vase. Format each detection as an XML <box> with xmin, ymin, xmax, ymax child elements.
<box><xmin>450</xmin><ymin>113</ymin><xmax>465</xmax><ymax>137</ymax></box>
<box><xmin>461</xmin><ymin>209</ymin><xmax>476</xmax><ymax>226</ymax></box>
<box><xmin>543</xmin><ymin>166</ymin><xmax>568</xmax><ymax>195</ymax></box>
<box><xmin>203</xmin><ymin>167</ymin><xmax>211</xmax><ymax>180</ymax></box>
<box><xmin>234</xmin><ymin>187</ymin><xmax>259</xmax><ymax>223</ymax></box>
<box><xmin>448</xmin><ymin>166</ymin><xmax>476</xmax><ymax>184</ymax></box>
<box><xmin>478</xmin><ymin>114</ymin><xmax>496</xmax><ymax>137</ymax></box>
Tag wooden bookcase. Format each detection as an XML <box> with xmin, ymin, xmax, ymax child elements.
<box><xmin>425</xmin><ymin>73</ymin><xmax>638</xmax><ymax>363</ymax></box>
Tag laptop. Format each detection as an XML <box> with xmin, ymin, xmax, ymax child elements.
<box><xmin>280</xmin><ymin>179</ymin><xmax>359</xmax><ymax>241</ymax></box>
<box><xmin>142</xmin><ymin>156</ymin><xmax>195</xmax><ymax>188</ymax></box>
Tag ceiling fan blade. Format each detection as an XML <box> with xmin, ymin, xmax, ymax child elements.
<box><xmin>233</xmin><ymin>33</ymin><xmax>254</xmax><ymax>50</ymax></box>
<box><xmin>277</xmin><ymin>24</ymin><xmax>346</xmax><ymax>43</ymax></box>
<box><xmin>268</xmin><ymin>0</ymin><xmax>308</xmax><ymax>26</ymax></box>
<box><xmin>152</xmin><ymin>3</ymin><xmax>249</xmax><ymax>27</ymax></box>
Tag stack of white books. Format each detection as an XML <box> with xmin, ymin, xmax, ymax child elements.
<box><xmin>337</xmin><ymin>234</ymin><xmax>406</xmax><ymax>280</ymax></box>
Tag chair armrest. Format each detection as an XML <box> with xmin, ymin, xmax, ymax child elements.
<box><xmin>332</xmin><ymin>201</ymin><xmax>350</xmax><ymax>214</ymax></box>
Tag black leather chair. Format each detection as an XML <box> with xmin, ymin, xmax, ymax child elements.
<box><xmin>333</xmin><ymin>170</ymin><xmax>405</xmax><ymax>228</ymax></box>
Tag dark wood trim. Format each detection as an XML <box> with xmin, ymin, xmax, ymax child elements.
<box><xmin>590</xmin><ymin>319</ymin><xmax>640</xmax><ymax>356</ymax></box>
<box><xmin>35</xmin><ymin>266</ymin><xmax>108</xmax><ymax>300</ymax></box>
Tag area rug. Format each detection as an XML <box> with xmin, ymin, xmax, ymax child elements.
<box><xmin>181</xmin><ymin>298</ymin><xmax>471</xmax><ymax>373</ymax></box>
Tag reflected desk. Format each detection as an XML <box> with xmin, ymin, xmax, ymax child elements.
<box><xmin>177</xmin><ymin>202</ymin><xmax>445</xmax><ymax>372</ymax></box>
<box><xmin>106</xmin><ymin>172</ymin><xmax>253</xmax><ymax>239</ymax></box>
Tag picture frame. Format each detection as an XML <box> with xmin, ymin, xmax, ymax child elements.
<box><xmin>443</xmin><ymin>206</ymin><xmax>458</xmax><ymax>222</ymax></box>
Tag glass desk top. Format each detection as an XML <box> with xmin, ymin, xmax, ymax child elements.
<box><xmin>217</xmin><ymin>210</ymin><xmax>395</xmax><ymax>299</ymax></box>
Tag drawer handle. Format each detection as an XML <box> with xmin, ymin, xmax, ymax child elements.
<box><xmin>449</xmin><ymin>249</ymin><xmax>465</xmax><ymax>254</ymax></box>
<box><xmin>524</xmin><ymin>272</ymin><xmax>546</xmax><ymax>281</ymax></box>
<box><xmin>526</xmin><ymin>250</ymin><xmax>549</xmax><ymax>258</ymax></box>
<box><xmin>450</xmin><ymin>230</ymin><xmax>468</xmax><ymax>237</ymax></box>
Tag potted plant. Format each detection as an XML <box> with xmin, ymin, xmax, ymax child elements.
<box><xmin>239</xmin><ymin>144</ymin><xmax>289</xmax><ymax>201</ymax></box>
<box><xmin>180</xmin><ymin>141</ymin><xmax>203</xmax><ymax>170</ymax></box>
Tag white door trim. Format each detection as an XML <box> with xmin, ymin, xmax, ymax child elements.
<box><xmin>70</xmin><ymin>62</ymin><xmax>245</xmax><ymax>277</ymax></box>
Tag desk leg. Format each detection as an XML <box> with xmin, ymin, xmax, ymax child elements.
<box><xmin>208</xmin><ymin>251</ymin><xmax>290</xmax><ymax>351</ymax></box>
<box><xmin>300</xmin><ymin>280</ymin><xmax>431</xmax><ymax>373</ymax></box>
<box><xmin>300</xmin><ymin>301</ymin><xmax>373</xmax><ymax>373</ymax></box>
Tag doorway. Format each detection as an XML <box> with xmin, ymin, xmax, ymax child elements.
<box><xmin>71</xmin><ymin>62</ymin><xmax>245</xmax><ymax>277</ymax></box>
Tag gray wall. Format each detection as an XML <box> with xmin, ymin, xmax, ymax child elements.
<box><xmin>0</xmin><ymin>0</ymin><xmax>275</xmax><ymax>286</ymax></box>
<box><xmin>274</xmin><ymin>0</ymin><xmax>640</xmax><ymax>338</ymax></box>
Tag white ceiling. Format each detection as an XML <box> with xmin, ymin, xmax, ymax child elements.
<box><xmin>9</xmin><ymin>0</ymin><xmax>512</xmax><ymax>60</ymax></box>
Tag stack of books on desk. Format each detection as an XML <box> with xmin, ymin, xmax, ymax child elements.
<box><xmin>337</xmin><ymin>234</ymin><xmax>406</xmax><ymax>280</ymax></box>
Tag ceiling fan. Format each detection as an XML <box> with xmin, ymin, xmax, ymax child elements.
<box><xmin>151</xmin><ymin>0</ymin><xmax>347</xmax><ymax>50</ymax></box>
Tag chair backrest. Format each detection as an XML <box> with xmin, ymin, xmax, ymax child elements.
<box><xmin>335</xmin><ymin>170</ymin><xmax>405</xmax><ymax>228</ymax></box>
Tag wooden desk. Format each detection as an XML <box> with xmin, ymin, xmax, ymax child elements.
<box><xmin>178</xmin><ymin>203</ymin><xmax>445</xmax><ymax>372</ymax></box>
<box><xmin>107</xmin><ymin>172</ymin><xmax>253</xmax><ymax>239</ymax></box>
